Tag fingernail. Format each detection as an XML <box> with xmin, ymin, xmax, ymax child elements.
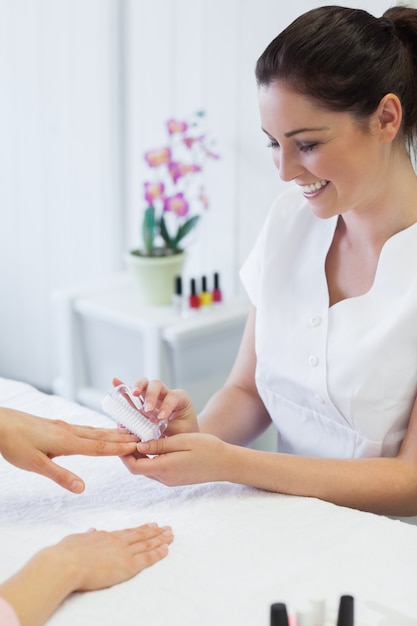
<box><xmin>137</xmin><ymin>441</ymin><xmax>150</xmax><ymax>452</ymax></box>
<box><xmin>71</xmin><ymin>480</ymin><xmax>84</xmax><ymax>493</ymax></box>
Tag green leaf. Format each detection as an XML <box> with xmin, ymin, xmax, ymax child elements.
<box><xmin>159</xmin><ymin>214</ymin><xmax>175</xmax><ymax>250</ymax></box>
<box><xmin>174</xmin><ymin>215</ymin><xmax>200</xmax><ymax>246</ymax></box>
<box><xmin>142</xmin><ymin>206</ymin><xmax>156</xmax><ymax>254</ymax></box>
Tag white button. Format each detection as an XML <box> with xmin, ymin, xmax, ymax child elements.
<box><xmin>310</xmin><ymin>316</ymin><xmax>322</xmax><ymax>327</ymax></box>
<box><xmin>308</xmin><ymin>355</ymin><xmax>319</xmax><ymax>367</ymax></box>
<box><xmin>315</xmin><ymin>393</ymin><xmax>324</xmax><ymax>404</ymax></box>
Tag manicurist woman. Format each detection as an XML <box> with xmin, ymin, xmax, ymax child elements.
<box><xmin>120</xmin><ymin>5</ymin><xmax>417</xmax><ymax>519</ymax></box>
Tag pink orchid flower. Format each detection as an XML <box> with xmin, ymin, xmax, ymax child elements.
<box><xmin>169</xmin><ymin>161</ymin><xmax>201</xmax><ymax>184</ymax></box>
<box><xmin>139</xmin><ymin>112</ymin><xmax>218</xmax><ymax>255</ymax></box>
<box><xmin>144</xmin><ymin>181</ymin><xmax>165</xmax><ymax>205</ymax></box>
<box><xmin>166</xmin><ymin>119</ymin><xmax>188</xmax><ymax>135</ymax></box>
<box><xmin>183</xmin><ymin>163</ymin><xmax>202</xmax><ymax>174</ymax></box>
<box><xmin>163</xmin><ymin>193</ymin><xmax>190</xmax><ymax>217</ymax></box>
<box><xmin>199</xmin><ymin>189</ymin><xmax>209</xmax><ymax>210</ymax></box>
<box><xmin>168</xmin><ymin>162</ymin><xmax>184</xmax><ymax>184</ymax></box>
<box><xmin>183</xmin><ymin>135</ymin><xmax>205</xmax><ymax>149</ymax></box>
<box><xmin>144</xmin><ymin>147</ymin><xmax>172</xmax><ymax>167</ymax></box>
<box><xmin>204</xmin><ymin>148</ymin><xmax>220</xmax><ymax>160</ymax></box>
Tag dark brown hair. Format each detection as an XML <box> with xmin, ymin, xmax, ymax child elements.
<box><xmin>255</xmin><ymin>5</ymin><xmax>417</xmax><ymax>148</ymax></box>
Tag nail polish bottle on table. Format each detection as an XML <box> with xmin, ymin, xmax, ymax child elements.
<box><xmin>296</xmin><ymin>606</ymin><xmax>315</xmax><ymax>626</ymax></box>
<box><xmin>270</xmin><ymin>602</ymin><xmax>289</xmax><ymax>626</ymax></box>
<box><xmin>188</xmin><ymin>278</ymin><xmax>200</xmax><ymax>310</ymax></box>
<box><xmin>199</xmin><ymin>275</ymin><xmax>213</xmax><ymax>306</ymax></box>
<box><xmin>172</xmin><ymin>276</ymin><xmax>185</xmax><ymax>316</ymax></box>
<box><xmin>337</xmin><ymin>595</ymin><xmax>354</xmax><ymax>626</ymax></box>
<box><xmin>212</xmin><ymin>271</ymin><xmax>223</xmax><ymax>303</ymax></box>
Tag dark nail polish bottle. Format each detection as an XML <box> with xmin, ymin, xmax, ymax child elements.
<box><xmin>337</xmin><ymin>595</ymin><xmax>354</xmax><ymax>626</ymax></box>
<box><xmin>270</xmin><ymin>602</ymin><xmax>289</xmax><ymax>626</ymax></box>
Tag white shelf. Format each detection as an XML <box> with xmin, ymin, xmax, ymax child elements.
<box><xmin>52</xmin><ymin>274</ymin><xmax>250</xmax><ymax>413</ymax></box>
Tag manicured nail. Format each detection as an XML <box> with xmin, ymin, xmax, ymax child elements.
<box><xmin>137</xmin><ymin>441</ymin><xmax>150</xmax><ymax>452</ymax></box>
<box><xmin>70</xmin><ymin>480</ymin><xmax>84</xmax><ymax>493</ymax></box>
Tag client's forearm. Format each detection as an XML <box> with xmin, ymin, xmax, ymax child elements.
<box><xmin>0</xmin><ymin>547</ymin><xmax>80</xmax><ymax>626</ymax></box>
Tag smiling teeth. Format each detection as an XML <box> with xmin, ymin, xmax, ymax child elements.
<box><xmin>303</xmin><ymin>180</ymin><xmax>328</xmax><ymax>193</ymax></box>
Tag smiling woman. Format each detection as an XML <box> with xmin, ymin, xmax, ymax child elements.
<box><xmin>115</xmin><ymin>4</ymin><xmax>417</xmax><ymax>521</ymax></box>
<box><xmin>258</xmin><ymin>82</ymin><xmax>402</xmax><ymax>219</ymax></box>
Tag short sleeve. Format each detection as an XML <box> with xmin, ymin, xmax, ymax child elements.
<box><xmin>239</xmin><ymin>188</ymin><xmax>294</xmax><ymax>306</ymax></box>
<box><xmin>239</xmin><ymin>220</ymin><xmax>267</xmax><ymax>307</ymax></box>
<box><xmin>0</xmin><ymin>597</ymin><xmax>21</xmax><ymax>626</ymax></box>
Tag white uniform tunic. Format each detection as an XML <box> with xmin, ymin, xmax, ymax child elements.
<box><xmin>240</xmin><ymin>186</ymin><xmax>417</xmax><ymax>459</ymax></box>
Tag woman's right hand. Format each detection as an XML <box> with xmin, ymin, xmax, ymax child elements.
<box><xmin>112</xmin><ymin>377</ymin><xmax>199</xmax><ymax>436</ymax></box>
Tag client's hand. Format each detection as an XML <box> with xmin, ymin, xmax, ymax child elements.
<box><xmin>0</xmin><ymin>407</ymin><xmax>139</xmax><ymax>493</ymax></box>
<box><xmin>0</xmin><ymin>523</ymin><xmax>173</xmax><ymax>626</ymax></box>
<box><xmin>48</xmin><ymin>523</ymin><xmax>174</xmax><ymax>590</ymax></box>
<box><xmin>113</xmin><ymin>377</ymin><xmax>200</xmax><ymax>436</ymax></box>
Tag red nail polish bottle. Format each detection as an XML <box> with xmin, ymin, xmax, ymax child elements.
<box><xmin>188</xmin><ymin>278</ymin><xmax>200</xmax><ymax>309</ymax></box>
<box><xmin>212</xmin><ymin>272</ymin><xmax>223</xmax><ymax>303</ymax></box>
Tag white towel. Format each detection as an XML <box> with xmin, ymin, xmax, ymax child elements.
<box><xmin>0</xmin><ymin>377</ymin><xmax>416</xmax><ymax>625</ymax></box>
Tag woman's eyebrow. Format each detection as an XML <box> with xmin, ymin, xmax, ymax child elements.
<box><xmin>284</xmin><ymin>126</ymin><xmax>329</xmax><ymax>138</ymax></box>
<box><xmin>261</xmin><ymin>126</ymin><xmax>330</xmax><ymax>139</ymax></box>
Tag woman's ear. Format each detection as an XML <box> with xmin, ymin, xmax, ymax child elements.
<box><xmin>377</xmin><ymin>93</ymin><xmax>402</xmax><ymax>143</ymax></box>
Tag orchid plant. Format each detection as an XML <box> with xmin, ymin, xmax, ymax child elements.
<box><xmin>134</xmin><ymin>111</ymin><xmax>219</xmax><ymax>257</ymax></box>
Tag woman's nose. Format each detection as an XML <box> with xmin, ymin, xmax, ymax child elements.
<box><xmin>274</xmin><ymin>149</ymin><xmax>300</xmax><ymax>182</ymax></box>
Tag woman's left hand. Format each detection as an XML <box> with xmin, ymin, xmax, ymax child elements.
<box><xmin>120</xmin><ymin>433</ymin><xmax>230</xmax><ymax>486</ymax></box>
<box><xmin>113</xmin><ymin>376</ymin><xmax>200</xmax><ymax>436</ymax></box>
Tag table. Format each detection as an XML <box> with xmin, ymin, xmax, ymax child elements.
<box><xmin>1</xmin><ymin>377</ymin><xmax>416</xmax><ymax>625</ymax></box>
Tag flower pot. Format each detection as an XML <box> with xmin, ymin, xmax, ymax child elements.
<box><xmin>125</xmin><ymin>250</ymin><xmax>186</xmax><ymax>306</ymax></box>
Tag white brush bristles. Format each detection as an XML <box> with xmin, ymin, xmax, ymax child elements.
<box><xmin>101</xmin><ymin>391</ymin><xmax>162</xmax><ymax>442</ymax></box>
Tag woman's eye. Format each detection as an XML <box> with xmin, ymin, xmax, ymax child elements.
<box><xmin>298</xmin><ymin>143</ymin><xmax>318</xmax><ymax>153</ymax></box>
<box><xmin>266</xmin><ymin>140</ymin><xmax>279</xmax><ymax>149</ymax></box>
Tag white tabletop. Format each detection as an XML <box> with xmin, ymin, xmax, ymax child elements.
<box><xmin>0</xmin><ymin>378</ymin><xmax>416</xmax><ymax>626</ymax></box>
<box><xmin>55</xmin><ymin>273</ymin><xmax>250</xmax><ymax>336</ymax></box>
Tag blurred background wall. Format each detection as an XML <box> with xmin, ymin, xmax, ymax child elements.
<box><xmin>0</xmin><ymin>0</ymin><xmax>396</xmax><ymax>391</ymax></box>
